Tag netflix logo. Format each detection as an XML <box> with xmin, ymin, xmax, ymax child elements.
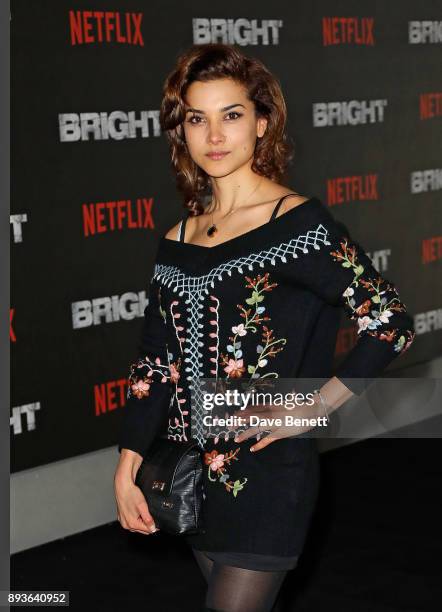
<box><xmin>322</xmin><ymin>17</ymin><xmax>375</xmax><ymax>46</ymax></box>
<box><xmin>82</xmin><ymin>197</ymin><xmax>154</xmax><ymax>236</ymax></box>
<box><xmin>419</xmin><ymin>93</ymin><xmax>442</xmax><ymax>120</ymax></box>
<box><xmin>422</xmin><ymin>236</ymin><xmax>442</xmax><ymax>264</ymax></box>
<box><xmin>327</xmin><ymin>174</ymin><xmax>378</xmax><ymax>205</ymax></box>
<box><xmin>94</xmin><ymin>378</ymin><xmax>129</xmax><ymax>416</ymax></box>
<box><xmin>69</xmin><ymin>10</ymin><xmax>144</xmax><ymax>46</ymax></box>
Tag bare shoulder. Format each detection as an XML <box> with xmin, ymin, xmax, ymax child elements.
<box><xmin>164</xmin><ymin>219</ymin><xmax>183</xmax><ymax>242</ymax></box>
<box><xmin>275</xmin><ymin>191</ymin><xmax>312</xmax><ymax>216</ymax></box>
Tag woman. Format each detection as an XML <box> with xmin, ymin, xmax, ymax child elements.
<box><xmin>114</xmin><ymin>44</ymin><xmax>416</xmax><ymax>611</ymax></box>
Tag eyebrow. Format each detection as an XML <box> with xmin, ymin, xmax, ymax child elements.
<box><xmin>185</xmin><ymin>103</ymin><xmax>246</xmax><ymax>114</ymax></box>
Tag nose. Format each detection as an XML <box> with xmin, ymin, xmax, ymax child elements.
<box><xmin>207</xmin><ymin>121</ymin><xmax>225</xmax><ymax>145</ymax></box>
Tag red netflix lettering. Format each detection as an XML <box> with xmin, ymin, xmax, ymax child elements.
<box><xmin>82</xmin><ymin>198</ymin><xmax>154</xmax><ymax>236</ymax></box>
<box><xmin>422</xmin><ymin>236</ymin><xmax>442</xmax><ymax>263</ymax></box>
<box><xmin>96</xmin><ymin>203</ymin><xmax>106</xmax><ymax>233</ymax></box>
<box><xmin>322</xmin><ymin>17</ymin><xmax>375</xmax><ymax>46</ymax></box>
<box><xmin>327</xmin><ymin>175</ymin><xmax>378</xmax><ymax>206</ymax></box>
<box><xmin>69</xmin><ymin>10</ymin><xmax>144</xmax><ymax>46</ymax></box>
<box><xmin>83</xmin><ymin>11</ymin><xmax>94</xmax><ymax>43</ymax></box>
<box><xmin>10</xmin><ymin>308</ymin><xmax>16</xmax><ymax>342</ymax></box>
<box><xmin>104</xmin><ymin>12</ymin><xmax>114</xmax><ymax>42</ymax></box>
<box><xmin>419</xmin><ymin>93</ymin><xmax>442</xmax><ymax>119</ymax></box>
<box><xmin>94</xmin><ymin>378</ymin><xmax>128</xmax><ymax>416</ymax></box>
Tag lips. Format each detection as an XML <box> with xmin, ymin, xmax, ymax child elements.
<box><xmin>206</xmin><ymin>151</ymin><xmax>230</xmax><ymax>160</ymax></box>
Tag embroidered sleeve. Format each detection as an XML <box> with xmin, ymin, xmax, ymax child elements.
<box><xmin>299</xmin><ymin>212</ymin><xmax>416</xmax><ymax>395</ymax></box>
<box><xmin>118</xmin><ymin>275</ymin><xmax>174</xmax><ymax>457</ymax></box>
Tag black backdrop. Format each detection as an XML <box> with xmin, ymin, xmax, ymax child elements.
<box><xmin>11</xmin><ymin>1</ymin><xmax>442</xmax><ymax>472</ymax></box>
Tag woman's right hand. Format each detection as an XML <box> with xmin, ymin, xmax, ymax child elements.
<box><xmin>114</xmin><ymin>449</ymin><xmax>160</xmax><ymax>536</ymax></box>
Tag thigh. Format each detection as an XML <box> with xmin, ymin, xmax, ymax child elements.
<box><xmin>192</xmin><ymin>548</ymin><xmax>214</xmax><ymax>583</ymax></box>
<box><xmin>206</xmin><ymin>562</ymin><xmax>287</xmax><ymax>612</ymax></box>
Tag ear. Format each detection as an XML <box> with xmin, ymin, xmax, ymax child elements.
<box><xmin>256</xmin><ymin>116</ymin><xmax>268</xmax><ymax>138</ymax></box>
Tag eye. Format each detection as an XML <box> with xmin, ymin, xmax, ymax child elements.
<box><xmin>186</xmin><ymin>114</ymin><xmax>204</xmax><ymax>125</ymax></box>
<box><xmin>225</xmin><ymin>111</ymin><xmax>242</xmax><ymax>120</ymax></box>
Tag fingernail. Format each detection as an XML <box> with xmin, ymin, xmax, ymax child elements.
<box><xmin>250</xmin><ymin>447</ymin><xmax>255</xmax><ymax>452</ymax></box>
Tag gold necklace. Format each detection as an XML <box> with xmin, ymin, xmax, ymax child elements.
<box><xmin>206</xmin><ymin>179</ymin><xmax>263</xmax><ymax>238</ymax></box>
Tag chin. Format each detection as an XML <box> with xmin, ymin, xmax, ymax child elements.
<box><xmin>205</xmin><ymin>168</ymin><xmax>236</xmax><ymax>179</ymax></box>
<box><xmin>200</xmin><ymin>158</ymin><xmax>244</xmax><ymax>178</ymax></box>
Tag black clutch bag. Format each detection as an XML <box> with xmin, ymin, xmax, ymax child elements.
<box><xmin>135</xmin><ymin>436</ymin><xmax>205</xmax><ymax>535</ymax></box>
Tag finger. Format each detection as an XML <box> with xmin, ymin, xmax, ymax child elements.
<box><xmin>137</xmin><ymin>503</ymin><xmax>156</xmax><ymax>530</ymax></box>
<box><xmin>130</xmin><ymin>528</ymin><xmax>152</xmax><ymax>535</ymax></box>
<box><xmin>234</xmin><ymin>426</ymin><xmax>260</xmax><ymax>443</ymax></box>
<box><xmin>233</xmin><ymin>404</ymin><xmax>280</xmax><ymax>422</ymax></box>
<box><xmin>250</xmin><ymin>436</ymin><xmax>276</xmax><ymax>452</ymax></box>
<box><xmin>131</xmin><ymin>516</ymin><xmax>157</xmax><ymax>534</ymax></box>
<box><xmin>137</xmin><ymin>515</ymin><xmax>156</xmax><ymax>533</ymax></box>
<box><xmin>133</xmin><ymin>527</ymin><xmax>160</xmax><ymax>535</ymax></box>
<box><xmin>132</xmin><ymin>526</ymin><xmax>160</xmax><ymax>535</ymax></box>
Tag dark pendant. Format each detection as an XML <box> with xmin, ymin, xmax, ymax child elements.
<box><xmin>207</xmin><ymin>224</ymin><xmax>218</xmax><ymax>237</ymax></box>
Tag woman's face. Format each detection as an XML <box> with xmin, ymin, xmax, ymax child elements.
<box><xmin>181</xmin><ymin>78</ymin><xmax>267</xmax><ymax>178</ymax></box>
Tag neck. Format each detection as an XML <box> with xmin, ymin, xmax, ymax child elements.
<box><xmin>208</xmin><ymin>164</ymin><xmax>263</xmax><ymax>215</ymax></box>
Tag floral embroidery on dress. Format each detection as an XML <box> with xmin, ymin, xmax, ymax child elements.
<box><xmin>127</xmin><ymin>284</ymin><xmax>191</xmax><ymax>442</ymax></box>
<box><xmin>330</xmin><ymin>237</ymin><xmax>416</xmax><ymax>354</ymax></box>
<box><xmin>206</xmin><ymin>272</ymin><xmax>287</xmax><ymax>448</ymax></box>
<box><xmin>204</xmin><ymin>449</ymin><xmax>248</xmax><ymax>497</ymax></box>
<box><xmin>127</xmin><ymin>353</ymin><xmax>178</xmax><ymax>398</ymax></box>
<box><xmin>219</xmin><ymin>272</ymin><xmax>287</xmax><ymax>382</ymax></box>
<box><xmin>203</xmin><ymin>272</ymin><xmax>287</xmax><ymax>497</ymax></box>
<box><xmin>166</xmin><ymin>294</ymin><xmax>190</xmax><ymax>442</ymax></box>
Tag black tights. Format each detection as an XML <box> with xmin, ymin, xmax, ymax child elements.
<box><xmin>193</xmin><ymin>549</ymin><xmax>287</xmax><ymax>612</ymax></box>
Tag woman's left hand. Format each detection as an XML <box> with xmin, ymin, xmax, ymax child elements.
<box><xmin>231</xmin><ymin>400</ymin><xmax>326</xmax><ymax>452</ymax></box>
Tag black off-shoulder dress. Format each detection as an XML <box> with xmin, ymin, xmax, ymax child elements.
<box><xmin>118</xmin><ymin>194</ymin><xmax>415</xmax><ymax>571</ymax></box>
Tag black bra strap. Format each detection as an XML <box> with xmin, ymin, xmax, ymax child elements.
<box><xmin>179</xmin><ymin>215</ymin><xmax>189</xmax><ymax>242</ymax></box>
<box><xmin>179</xmin><ymin>196</ymin><xmax>298</xmax><ymax>241</ymax></box>
<box><xmin>269</xmin><ymin>193</ymin><xmax>299</xmax><ymax>222</ymax></box>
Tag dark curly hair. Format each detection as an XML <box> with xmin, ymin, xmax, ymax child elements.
<box><xmin>159</xmin><ymin>43</ymin><xmax>294</xmax><ymax>215</ymax></box>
